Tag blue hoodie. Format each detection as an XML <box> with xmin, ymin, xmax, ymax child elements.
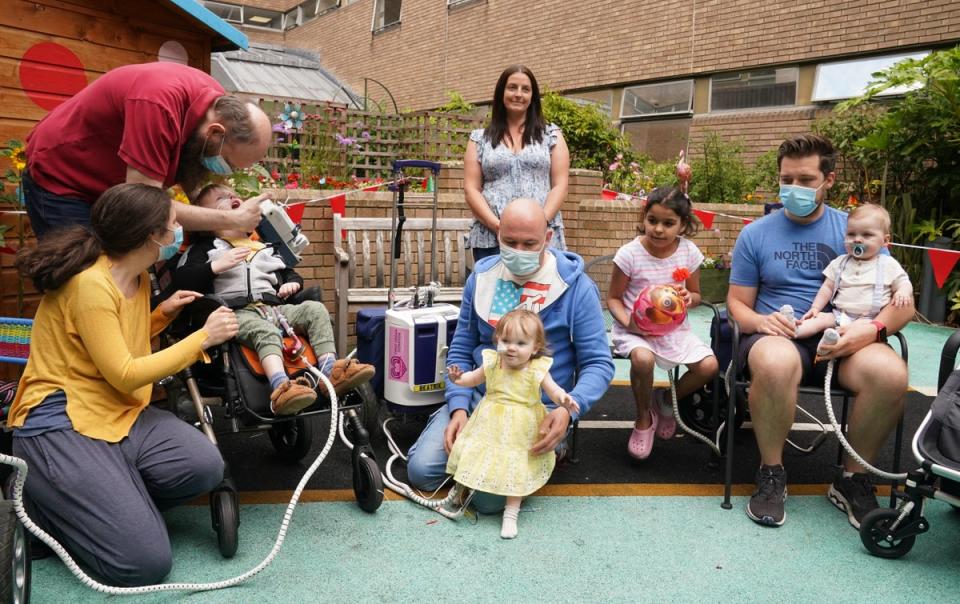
<box><xmin>445</xmin><ymin>248</ymin><xmax>614</xmax><ymax>421</ymax></box>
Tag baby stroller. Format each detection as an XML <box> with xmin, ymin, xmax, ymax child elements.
<box><xmin>154</xmin><ymin>280</ymin><xmax>383</xmax><ymax>559</ymax></box>
<box><xmin>858</xmin><ymin>329</ymin><xmax>960</xmax><ymax>558</ymax></box>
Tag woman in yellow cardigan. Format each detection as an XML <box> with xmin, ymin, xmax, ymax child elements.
<box><xmin>10</xmin><ymin>183</ymin><xmax>238</xmax><ymax>586</ymax></box>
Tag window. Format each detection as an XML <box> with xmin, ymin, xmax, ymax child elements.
<box><xmin>812</xmin><ymin>51</ymin><xmax>928</xmax><ymax>102</ymax></box>
<box><xmin>372</xmin><ymin>0</ymin><xmax>402</xmax><ymax>31</ymax></box>
<box><xmin>564</xmin><ymin>90</ymin><xmax>614</xmax><ymax>118</ymax></box>
<box><xmin>204</xmin><ymin>1</ymin><xmax>243</xmax><ymax>24</ymax></box>
<box><xmin>203</xmin><ymin>2</ymin><xmax>284</xmax><ymax>30</ymax></box>
<box><xmin>621</xmin><ymin>118</ymin><xmax>692</xmax><ymax>163</ymax></box>
<box><xmin>448</xmin><ymin>0</ymin><xmax>483</xmax><ymax>7</ymax></box>
<box><xmin>621</xmin><ymin>80</ymin><xmax>694</xmax><ymax>118</ymax></box>
<box><xmin>710</xmin><ymin>67</ymin><xmax>798</xmax><ymax>111</ymax></box>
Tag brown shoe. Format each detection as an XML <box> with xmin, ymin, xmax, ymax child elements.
<box><xmin>270</xmin><ymin>377</ymin><xmax>317</xmax><ymax>416</ymax></box>
<box><xmin>327</xmin><ymin>359</ymin><xmax>376</xmax><ymax>396</ymax></box>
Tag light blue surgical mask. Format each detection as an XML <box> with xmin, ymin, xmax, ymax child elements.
<box><xmin>779</xmin><ymin>182</ymin><xmax>825</xmax><ymax>217</ymax></box>
<box><xmin>499</xmin><ymin>240</ymin><xmax>545</xmax><ymax>276</ymax></box>
<box><xmin>201</xmin><ymin>130</ymin><xmax>233</xmax><ymax>176</ymax></box>
<box><xmin>153</xmin><ymin>226</ymin><xmax>183</xmax><ymax>262</ymax></box>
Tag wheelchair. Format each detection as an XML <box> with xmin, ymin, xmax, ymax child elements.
<box><xmin>153</xmin><ymin>284</ymin><xmax>384</xmax><ymax>558</ymax></box>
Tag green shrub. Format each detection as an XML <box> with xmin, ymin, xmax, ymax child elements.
<box><xmin>541</xmin><ymin>92</ymin><xmax>635</xmax><ymax>177</ymax></box>
<box><xmin>688</xmin><ymin>132</ymin><xmax>751</xmax><ymax>203</ymax></box>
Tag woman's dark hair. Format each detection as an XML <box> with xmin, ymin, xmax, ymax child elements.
<box><xmin>639</xmin><ymin>187</ymin><xmax>698</xmax><ymax>238</ymax></box>
<box><xmin>16</xmin><ymin>184</ymin><xmax>171</xmax><ymax>292</ymax></box>
<box><xmin>484</xmin><ymin>65</ymin><xmax>546</xmax><ymax>150</ymax></box>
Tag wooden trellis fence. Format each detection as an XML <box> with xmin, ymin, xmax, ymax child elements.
<box><xmin>259</xmin><ymin>99</ymin><xmax>485</xmax><ymax>180</ymax></box>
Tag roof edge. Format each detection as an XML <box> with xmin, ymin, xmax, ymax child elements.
<box><xmin>164</xmin><ymin>0</ymin><xmax>249</xmax><ymax>52</ymax></box>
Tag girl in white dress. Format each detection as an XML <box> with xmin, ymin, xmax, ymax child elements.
<box><xmin>607</xmin><ymin>187</ymin><xmax>719</xmax><ymax>460</ymax></box>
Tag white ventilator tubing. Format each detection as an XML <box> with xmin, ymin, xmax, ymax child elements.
<box><xmin>0</xmin><ymin>368</ymin><xmax>341</xmax><ymax>595</ymax></box>
<box><xmin>666</xmin><ymin>371</ymin><xmax>722</xmax><ymax>456</ymax></box>
<box><xmin>821</xmin><ymin>357</ymin><xmax>908</xmax><ymax>481</ymax></box>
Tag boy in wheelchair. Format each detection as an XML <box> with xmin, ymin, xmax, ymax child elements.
<box><xmin>172</xmin><ymin>184</ymin><xmax>374</xmax><ymax>415</ymax></box>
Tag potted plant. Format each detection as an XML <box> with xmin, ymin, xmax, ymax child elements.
<box><xmin>698</xmin><ymin>252</ymin><xmax>731</xmax><ymax>304</ymax></box>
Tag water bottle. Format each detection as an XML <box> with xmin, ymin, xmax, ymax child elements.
<box><xmin>779</xmin><ymin>304</ymin><xmax>796</xmax><ymax>329</ymax></box>
<box><xmin>817</xmin><ymin>328</ymin><xmax>840</xmax><ymax>357</ymax></box>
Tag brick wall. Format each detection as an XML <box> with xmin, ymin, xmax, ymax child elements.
<box><xmin>688</xmin><ymin>106</ymin><xmax>834</xmax><ymax>165</ymax></box>
<box><xmin>278</xmin><ymin>0</ymin><xmax>960</xmax><ymax>110</ymax></box>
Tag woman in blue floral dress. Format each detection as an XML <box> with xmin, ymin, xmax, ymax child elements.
<box><xmin>464</xmin><ymin>65</ymin><xmax>570</xmax><ymax>263</ymax></box>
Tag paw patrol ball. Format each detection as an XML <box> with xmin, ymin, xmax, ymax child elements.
<box><xmin>631</xmin><ymin>284</ymin><xmax>687</xmax><ymax>336</ymax></box>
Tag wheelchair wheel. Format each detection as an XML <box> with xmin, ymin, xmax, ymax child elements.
<box><xmin>355</xmin><ymin>382</ymin><xmax>381</xmax><ymax>441</ymax></box>
<box><xmin>210</xmin><ymin>490</ymin><xmax>239</xmax><ymax>559</ymax></box>
<box><xmin>352</xmin><ymin>453</ymin><xmax>383</xmax><ymax>513</ymax></box>
<box><xmin>0</xmin><ymin>500</ymin><xmax>31</xmax><ymax>604</ymax></box>
<box><xmin>677</xmin><ymin>386</ymin><xmax>724</xmax><ymax>434</ymax></box>
<box><xmin>859</xmin><ymin>508</ymin><xmax>916</xmax><ymax>559</ymax></box>
<box><xmin>268</xmin><ymin>416</ymin><xmax>317</xmax><ymax>463</ymax></box>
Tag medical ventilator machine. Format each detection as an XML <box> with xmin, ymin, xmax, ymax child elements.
<box><xmin>347</xmin><ymin>160</ymin><xmax>473</xmax><ymax>516</ymax></box>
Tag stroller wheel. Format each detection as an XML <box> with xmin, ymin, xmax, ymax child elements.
<box><xmin>352</xmin><ymin>453</ymin><xmax>383</xmax><ymax>513</ymax></box>
<box><xmin>0</xmin><ymin>501</ymin><xmax>31</xmax><ymax>604</ymax></box>
<box><xmin>268</xmin><ymin>416</ymin><xmax>317</xmax><ymax>463</ymax></box>
<box><xmin>860</xmin><ymin>508</ymin><xmax>916</xmax><ymax>559</ymax></box>
<box><xmin>210</xmin><ymin>490</ymin><xmax>239</xmax><ymax>558</ymax></box>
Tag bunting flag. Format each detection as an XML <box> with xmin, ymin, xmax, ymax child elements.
<box><xmin>693</xmin><ymin>208</ymin><xmax>714</xmax><ymax>230</ymax></box>
<box><xmin>330</xmin><ymin>193</ymin><xmax>348</xmax><ymax>239</ymax></box>
<box><xmin>284</xmin><ymin>202</ymin><xmax>305</xmax><ymax>224</ymax></box>
<box><xmin>363</xmin><ymin>184</ymin><xmax>380</xmax><ymax>192</ymax></box>
<box><xmin>329</xmin><ymin>193</ymin><xmax>347</xmax><ymax>215</ymax></box>
<box><xmin>0</xmin><ymin>246</ymin><xmax>15</xmax><ymax>255</ymax></box>
<box><xmin>928</xmin><ymin>248</ymin><xmax>960</xmax><ymax>289</ymax></box>
<box><xmin>601</xmin><ymin>189</ymin><xmax>618</xmax><ymax>200</ymax></box>
<box><xmin>742</xmin><ymin>218</ymin><xmax>753</xmax><ymax>226</ymax></box>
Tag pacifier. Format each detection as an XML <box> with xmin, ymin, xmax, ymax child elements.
<box><xmin>851</xmin><ymin>243</ymin><xmax>867</xmax><ymax>257</ymax></box>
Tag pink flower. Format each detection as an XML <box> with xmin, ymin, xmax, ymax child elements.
<box><xmin>609</xmin><ymin>162</ymin><xmax>620</xmax><ymax>171</ymax></box>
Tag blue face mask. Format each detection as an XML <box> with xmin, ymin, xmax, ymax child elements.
<box><xmin>153</xmin><ymin>226</ymin><xmax>183</xmax><ymax>262</ymax></box>
<box><xmin>499</xmin><ymin>240</ymin><xmax>544</xmax><ymax>276</ymax></box>
<box><xmin>201</xmin><ymin>130</ymin><xmax>233</xmax><ymax>176</ymax></box>
<box><xmin>779</xmin><ymin>182</ymin><xmax>824</xmax><ymax>217</ymax></box>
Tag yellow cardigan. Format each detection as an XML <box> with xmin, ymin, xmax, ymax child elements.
<box><xmin>8</xmin><ymin>255</ymin><xmax>209</xmax><ymax>442</ymax></box>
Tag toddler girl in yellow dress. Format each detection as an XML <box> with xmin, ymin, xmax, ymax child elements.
<box><xmin>445</xmin><ymin>309</ymin><xmax>580</xmax><ymax>539</ymax></box>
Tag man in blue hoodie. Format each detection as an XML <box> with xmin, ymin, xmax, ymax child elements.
<box><xmin>406</xmin><ymin>198</ymin><xmax>615</xmax><ymax>513</ymax></box>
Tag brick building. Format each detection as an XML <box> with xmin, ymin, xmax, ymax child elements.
<box><xmin>203</xmin><ymin>0</ymin><xmax>960</xmax><ymax>161</ymax></box>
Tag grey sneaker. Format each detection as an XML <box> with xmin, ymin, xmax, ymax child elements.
<box><xmin>827</xmin><ymin>473</ymin><xmax>878</xmax><ymax>529</ymax></box>
<box><xmin>746</xmin><ymin>464</ymin><xmax>788</xmax><ymax>527</ymax></box>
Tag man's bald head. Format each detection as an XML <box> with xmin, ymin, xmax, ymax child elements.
<box><xmin>501</xmin><ymin>197</ymin><xmax>548</xmax><ymax>235</ymax></box>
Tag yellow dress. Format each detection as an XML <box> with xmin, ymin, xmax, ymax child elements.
<box><xmin>446</xmin><ymin>349</ymin><xmax>555</xmax><ymax>496</ymax></box>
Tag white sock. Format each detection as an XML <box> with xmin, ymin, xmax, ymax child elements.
<box><xmin>500</xmin><ymin>502</ymin><xmax>520</xmax><ymax>539</ymax></box>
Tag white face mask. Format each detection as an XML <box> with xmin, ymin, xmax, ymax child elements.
<box><xmin>498</xmin><ymin>239</ymin><xmax>545</xmax><ymax>276</ymax></box>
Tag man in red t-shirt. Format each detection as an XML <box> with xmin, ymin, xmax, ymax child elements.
<box><xmin>24</xmin><ymin>62</ymin><xmax>272</xmax><ymax>238</ymax></box>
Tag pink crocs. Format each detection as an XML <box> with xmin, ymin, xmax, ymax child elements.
<box><xmin>627</xmin><ymin>410</ymin><xmax>658</xmax><ymax>460</ymax></box>
<box><xmin>654</xmin><ymin>388</ymin><xmax>677</xmax><ymax>440</ymax></box>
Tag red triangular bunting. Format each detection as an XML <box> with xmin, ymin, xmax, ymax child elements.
<box><xmin>742</xmin><ymin>218</ymin><xmax>753</xmax><ymax>225</ymax></box>
<box><xmin>284</xmin><ymin>202</ymin><xmax>305</xmax><ymax>224</ymax></box>
<box><xmin>330</xmin><ymin>193</ymin><xmax>348</xmax><ymax>239</ymax></box>
<box><xmin>928</xmin><ymin>248</ymin><xmax>960</xmax><ymax>289</ymax></box>
<box><xmin>329</xmin><ymin>193</ymin><xmax>347</xmax><ymax>216</ymax></box>
<box><xmin>693</xmin><ymin>209</ymin><xmax>715</xmax><ymax>230</ymax></box>
<box><xmin>601</xmin><ymin>189</ymin><xmax>617</xmax><ymax>200</ymax></box>
<box><xmin>0</xmin><ymin>246</ymin><xmax>16</xmax><ymax>255</ymax></box>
